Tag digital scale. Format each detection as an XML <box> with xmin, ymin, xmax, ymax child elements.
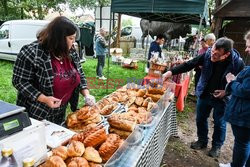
<box><xmin>0</xmin><ymin>100</ymin><xmax>31</xmax><ymax>139</ymax></box>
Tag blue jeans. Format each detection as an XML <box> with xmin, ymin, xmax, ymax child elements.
<box><xmin>196</xmin><ymin>96</ymin><xmax>226</xmax><ymax>148</ymax></box>
<box><xmin>96</xmin><ymin>55</ymin><xmax>105</xmax><ymax>77</ymax></box>
<box><xmin>231</xmin><ymin>125</ymin><xmax>250</xmax><ymax>167</ymax></box>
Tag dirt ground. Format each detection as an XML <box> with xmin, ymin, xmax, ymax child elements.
<box><xmin>161</xmin><ymin>95</ymin><xmax>234</xmax><ymax>167</ymax></box>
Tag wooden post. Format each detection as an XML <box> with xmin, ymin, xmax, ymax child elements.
<box><xmin>212</xmin><ymin>0</ymin><xmax>223</xmax><ymax>38</ymax></box>
<box><xmin>116</xmin><ymin>13</ymin><xmax>122</xmax><ymax>48</ymax></box>
<box><xmin>214</xmin><ymin>17</ymin><xmax>222</xmax><ymax>38</ymax></box>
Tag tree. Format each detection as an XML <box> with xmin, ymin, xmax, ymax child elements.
<box><xmin>68</xmin><ymin>0</ymin><xmax>110</xmax><ymax>11</ymax></box>
<box><xmin>0</xmin><ymin>0</ymin><xmax>66</xmax><ymax>20</ymax></box>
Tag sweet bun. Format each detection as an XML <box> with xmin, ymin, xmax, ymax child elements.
<box><xmin>68</xmin><ymin>141</ymin><xmax>85</xmax><ymax>157</ymax></box>
<box><xmin>83</xmin><ymin>147</ymin><xmax>102</xmax><ymax>163</ymax></box>
<box><xmin>52</xmin><ymin>146</ymin><xmax>68</xmax><ymax>160</ymax></box>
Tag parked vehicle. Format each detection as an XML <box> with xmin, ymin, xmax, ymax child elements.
<box><xmin>0</xmin><ymin>20</ymin><xmax>49</xmax><ymax>61</ymax></box>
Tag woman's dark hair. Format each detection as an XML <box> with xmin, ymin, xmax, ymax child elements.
<box><xmin>38</xmin><ymin>16</ymin><xmax>78</xmax><ymax>58</ymax></box>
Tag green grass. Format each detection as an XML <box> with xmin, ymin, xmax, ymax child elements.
<box><xmin>0</xmin><ymin>58</ymin><xmax>146</xmax><ymax>108</ymax></box>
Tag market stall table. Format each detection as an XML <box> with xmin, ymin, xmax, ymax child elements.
<box><xmin>105</xmin><ymin>92</ymin><xmax>177</xmax><ymax>167</ymax></box>
<box><xmin>142</xmin><ymin>74</ymin><xmax>190</xmax><ymax>111</ymax></box>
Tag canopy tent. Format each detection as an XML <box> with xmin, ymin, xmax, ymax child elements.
<box><xmin>111</xmin><ymin>0</ymin><xmax>208</xmax><ymax>25</ymax></box>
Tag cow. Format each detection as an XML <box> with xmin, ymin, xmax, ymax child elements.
<box><xmin>140</xmin><ymin>19</ymin><xmax>191</xmax><ymax>48</ymax></box>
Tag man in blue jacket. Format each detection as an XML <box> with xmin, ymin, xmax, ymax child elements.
<box><xmin>219</xmin><ymin>31</ymin><xmax>250</xmax><ymax>167</ymax></box>
<box><xmin>163</xmin><ymin>37</ymin><xmax>244</xmax><ymax>158</ymax></box>
<box><xmin>147</xmin><ymin>34</ymin><xmax>165</xmax><ymax>68</ymax></box>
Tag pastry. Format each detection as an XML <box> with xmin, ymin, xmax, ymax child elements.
<box><xmin>137</xmin><ymin>112</ymin><xmax>153</xmax><ymax>124</ymax></box>
<box><xmin>135</xmin><ymin>97</ymin><xmax>144</xmax><ymax>106</ymax></box>
<box><xmin>67</xmin><ymin>157</ymin><xmax>89</xmax><ymax>167</ymax></box>
<box><xmin>145</xmin><ymin>93</ymin><xmax>162</xmax><ymax>102</ymax></box>
<box><xmin>142</xmin><ymin>97</ymin><xmax>153</xmax><ymax>107</ymax></box>
<box><xmin>138</xmin><ymin>107</ymin><xmax>147</xmax><ymax>113</ymax></box>
<box><xmin>52</xmin><ymin>146</ymin><xmax>68</xmax><ymax>160</ymax></box>
<box><xmin>68</xmin><ymin>141</ymin><xmax>85</xmax><ymax>157</ymax></box>
<box><xmin>69</xmin><ymin>123</ymin><xmax>98</xmax><ymax>133</ymax></box>
<box><xmin>98</xmin><ymin>134</ymin><xmax>120</xmax><ymax>162</ymax></box>
<box><xmin>84</xmin><ymin>128</ymin><xmax>107</xmax><ymax>148</ymax></box>
<box><xmin>100</xmin><ymin>103</ymin><xmax>117</xmax><ymax>115</ymax></box>
<box><xmin>147</xmin><ymin>87</ymin><xmax>164</xmax><ymax>95</ymax></box>
<box><xmin>66</xmin><ymin>112</ymin><xmax>79</xmax><ymax>128</ymax></box>
<box><xmin>77</xmin><ymin>106</ymin><xmax>92</xmax><ymax>120</ymax></box>
<box><xmin>126</xmin><ymin>96</ymin><xmax>136</xmax><ymax>107</ymax></box>
<box><xmin>108</xmin><ymin>114</ymin><xmax>136</xmax><ymax>132</ymax></box>
<box><xmin>147</xmin><ymin>102</ymin><xmax>156</xmax><ymax>111</ymax></box>
<box><xmin>44</xmin><ymin>156</ymin><xmax>66</xmax><ymax>167</ymax></box>
<box><xmin>83</xmin><ymin>147</ymin><xmax>102</xmax><ymax>163</ymax></box>
<box><xmin>109</xmin><ymin>127</ymin><xmax>131</xmax><ymax>139</ymax></box>
<box><xmin>83</xmin><ymin>114</ymin><xmax>102</xmax><ymax>125</ymax></box>
<box><xmin>88</xmin><ymin>162</ymin><xmax>102</xmax><ymax>167</ymax></box>
<box><xmin>136</xmin><ymin>89</ymin><xmax>146</xmax><ymax>97</ymax></box>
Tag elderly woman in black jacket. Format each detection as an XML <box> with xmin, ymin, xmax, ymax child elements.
<box><xmin>12</xmin><ymin>16</ymin><xmax>95</xmax><ymax>124</ymax></box>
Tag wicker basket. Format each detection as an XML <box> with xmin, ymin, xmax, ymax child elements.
<box><xmin>150</xmin><ymin>63</ymin><xmax>167</xmax><ymax>72</ymax></box>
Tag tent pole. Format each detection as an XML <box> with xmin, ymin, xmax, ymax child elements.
<box><xmin>106</xmin><ymin>10</ymin><xmax>113</xmax><ymax>93</ymax></box>
<box><xmin>143</xmin><ymin>20</ymin><xmax>151</xmax><ymax>72</ymax></box>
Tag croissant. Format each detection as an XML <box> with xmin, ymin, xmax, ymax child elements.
<box><xmin>83</xmin><ymin>147</ymin><xmax>102</xmax><ymax>163</ymax></box>
<box><xmin>52</xmin><ymin>146</ymin><xmax>68</xmax><ymax>160</ymax></box>
<box><xmin>98</xmin><ymin>134</ymin><xmax>120</xmax><ymax>162</ymax></box>
<box><xmin>67</xmin><ymin>157</ymin><xmax>89</xmax><ymax>167</ymax></box>
<box><xmin>68</xmin><ymin>141</ymin><xmax>85</xmax><ymax>157</ymax></box>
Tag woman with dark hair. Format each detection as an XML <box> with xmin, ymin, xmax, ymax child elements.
<box><xmin>12</xmin><ymin>16</ymin><xmax>95</xmax><ymax>124</ymax></box>
<box><xmin>219</xmin><ymin>31</ymin><xmax>250</xmax><ymax>167</ymax></box>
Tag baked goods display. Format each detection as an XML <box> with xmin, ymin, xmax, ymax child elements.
<box><xmin>42</xmin><ymin>83</ymin><xmax>167</xmax><ymax>166</ymax></box>
<box><xmin>66</xmin><ymin>106</ymin><xmax>102</xmax><ymax>132</ymax></box>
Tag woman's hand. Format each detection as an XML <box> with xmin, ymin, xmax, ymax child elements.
<box><xmin>37</xmin><ymin>94</ymin><xmax>61</xmax><ymax>108</ymax></box>
<box><xmin>81</xmin><ymin>89</ymin><xmax>96</xmax><ymax>106</ymax></box>
<box><xmin>226</xmin><ymin>73</ymin><xmax>236</xmax><ymax>83</ymax></box>
<box><xmin>84</xmin><ymin>95</ymin><xmax>96</xmax><ymax>106</ymax></box>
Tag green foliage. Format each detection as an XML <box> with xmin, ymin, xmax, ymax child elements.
<box><xmin>122</xmin><ymin>18</ymin><xmax>133</xmax><ymax>27</ymax></box>
<box><xmin>0</xmin><ymin>0</ymin><xmax>66</xmax><ymax>20</ymax></box>
<box><xmin>68</xmin><ymin>0</ymin><xmax>111</xmax><ymax>11</ymax></box>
